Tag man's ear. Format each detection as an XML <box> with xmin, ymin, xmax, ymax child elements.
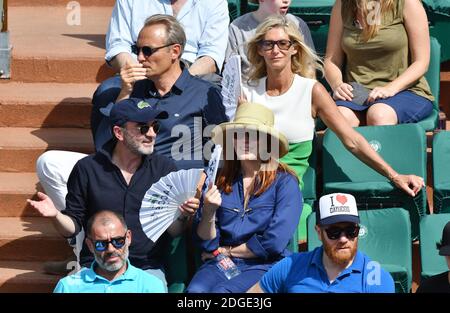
<box><xmin>172</xmin><ymin>44</ymin><xmax>182</xmax><ymax>61</ymax></box>
<box><xmin>315</xmin><ymin>225</ymin><xmax>323</xmax><ymax>243</ymax></box>
<box><xmin>86</xmin><ymin>237</ymin><xmax>95</xmax><ymax>254</ymax></box>
<box><xmin>113</xmin><ymin>125</ymin><xmax>124</xmax><ymax>141</ymax></box>
<box><xmin>126</xmin><ymin>229</ymin><xmax>132</xmax><ymax>246</ymax></box>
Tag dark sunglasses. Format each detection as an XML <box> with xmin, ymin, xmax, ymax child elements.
<box><xmin>258</xmin><ymin>39</ymin><xmax>293</xmax><ymax>51</ymax></box>
<box><xmin>136</xmin><ymin>120</ymin><xmax>160</xmax><ymax>135</ymax></box>
<box><xmin>131</xmin><ymin>43</ymin><xmax>174</xmax><ymax>57</ymax></box>
<box><xmin>324</xmin><ymin>225</ymin><xmax>360</xmax><ymax>240</ymax></box>
<box><xmin>89</xmin><ymin>234</ymin><xmax>127</xmax><ymax>252</ymax></box>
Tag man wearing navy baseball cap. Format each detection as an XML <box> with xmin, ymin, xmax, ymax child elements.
<box><xmin>28</xmin><ymin>98</ymin><xmax>199</xmax><ymax>290</ymax></box>
<box><xmin>248</xmin><ymin>193</ymin><xmax>395</xmax><ymax>293</ymax></box>
<box><xmin>417</xmin><ymin>221</ymin><xmax>450</xmax><ymax>293</ymax></box>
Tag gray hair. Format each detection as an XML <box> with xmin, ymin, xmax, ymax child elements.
<box><xmin>143</xmin><ymin>14</ymin><xmax>186</xmax><ymax>57</ymax></box>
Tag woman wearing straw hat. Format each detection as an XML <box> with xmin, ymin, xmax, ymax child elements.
<box><xmin>186</xmin><ymin>102</ymin><xmax>302</xmax><ymax>293</ymax></box>
<box><xmin>238</xmin><ymin>15</ymin><xmax>425</xmax><ymax>240</ymax></box>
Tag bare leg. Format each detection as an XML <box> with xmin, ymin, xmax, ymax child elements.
<box><xmin>366</xmin><ymin>103</ymin><xmax>398</xmax><ymax>126</ymax></box>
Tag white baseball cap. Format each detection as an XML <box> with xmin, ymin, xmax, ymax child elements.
<box><xmin>317</xmin><ymin>193</ymin><xmax>360</xmax><ymax>226</ymax></box>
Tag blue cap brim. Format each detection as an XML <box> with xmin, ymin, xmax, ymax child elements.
<box><xmin>319</xmin><ymin>215</ymin><xmax>360</xmax><ymax>226</ymax></box>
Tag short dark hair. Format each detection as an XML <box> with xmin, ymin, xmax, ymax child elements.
<box><xmin>86</xmin><ymin>210</ymin><xmax>128</xmax><ymax>238</ymax></box>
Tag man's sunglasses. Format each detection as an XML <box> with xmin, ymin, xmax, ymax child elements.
<box><xmin>89</xmin><ymin>234</ymin><xmax>127</xmax><ymax>252</ymax></box>
<box><xmin>131</xmin><ymin>43</ymin><xmax>174</xmax><ymax>57</ymax></box>
<box><xmin>258</xmin><ymin>39</ymin><xmax>293</xmax><ymax>51</ymax></box>
<box><xmin>136</xmin><ymin>120</ymin><xmax>160</xmax><ymax>135</ymax></box>
<box><xmin>324</xmin><ymin>225</ymin><xmax>360</xmax><ymax>240</ymax></box>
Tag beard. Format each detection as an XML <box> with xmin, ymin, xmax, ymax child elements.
<box><xmin>94</xmin><ymin>244</ymin><xmax>129</xmax><ymax>272</ymax></box>
<box><xmin>322</xmin><ymin>236</ymin><xmax>358</xmax><ymax>266</ymax></box>
<box><xmin>122</xmin><ymin>128</ymin><xmax>154</xmax><ymax>156</ymax></box>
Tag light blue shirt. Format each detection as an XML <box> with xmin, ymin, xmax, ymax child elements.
<box><xmin>106</xmin><ymin>0</ymin><xmax>229</xmax><ymax>69</ymax></box>
<box><xmin>260</xmin><ymin>247</ymin><xmax>395</xmax><ymax>293</ymax></box>
<box><xmin>53</xmin><ymin>261</ymin><xmax>166</xmax><ymax>293</ymax></box>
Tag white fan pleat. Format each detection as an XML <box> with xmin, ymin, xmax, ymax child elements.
<box><xmin>139</xmin><ymin>168</ymin><xmax>204</xmax><ymax>242</ymax></box>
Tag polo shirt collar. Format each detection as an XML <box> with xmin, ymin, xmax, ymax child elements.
<box><xmin>85</xmin><ymin>260</ymin><xmax>137</xmax><ymax>283</ymax></box>
<box><xmin>146</xmin><ymin>63</ymin><xmax>191</xmax><ymax>98</ymax></box>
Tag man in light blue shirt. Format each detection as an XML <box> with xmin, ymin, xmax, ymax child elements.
<box><xmin>54</xmin><ymin>210</ymin><xmax>166</xmax><ymax>293</ymax></box>
<box><xmin>92</xmin><ymin>0</ymin><xmax>229</xmax><ymax>151</ymax></box>
<box><xmin>248</xmin><ymin>193</ymin><xmax>395</xmax><ymax>293</ymax></box>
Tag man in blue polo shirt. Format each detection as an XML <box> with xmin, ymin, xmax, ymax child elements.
<box><xmin>54</xmin><ymin>210</ymin><xmax>166</xmax><ymax>293</ymax></box>
<box><xmin>248</xmin><ymin>193</ymin><xmax>395</xmax><ymax>293</ymax></box>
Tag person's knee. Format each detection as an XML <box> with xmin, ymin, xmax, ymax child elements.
<box><xmin>92</xmin><ymin>76</ymin><xmax>122</xmax><ymax>109</ymax></box>
<box><xmin>338</xmin><ymin>106</ymin><xmax>361</xmax><ymax>127</ymax></box>
<box><xmin>366</xmin><ymin>104</ymin><xmax>397</xmax><ymax>125</ymax></box>
<box><xmin>36</xmin><ymin>151</ymin><xmax>61</xmax><ymax>182</ymax></box>
<box><xmin>185</xmin><ymin>281</ymin><xmax>211</xmax><ymax>293</ymax></box>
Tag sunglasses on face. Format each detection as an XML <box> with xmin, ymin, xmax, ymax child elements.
<box><xmin>89</xmin><ymin>234</ymin><xmax>127</xmax><ymax>252</ymax></box>
<box><xmin>136</xmin><ymin>120</ymin><xmax>160</xmax><ymax>135</ymax></box>
<box><xmin>324</xmin><ymin>225</ymin><xmax>360</xmax><ymax>240</ymax></box>
<box><xmin>258</xmin><ymin>39</ymin><xmax>293</xmax><ymax>51</ymax></box>
<box><xmin>131</xmin><ymin>43</ymin><xmax>174</xmax><ymax>57</ymax></box>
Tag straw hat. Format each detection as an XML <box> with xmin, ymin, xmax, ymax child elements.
<box><xmin>211</xmin><ymin>102</ymin><xmax>289</xmax><ymax>158</ymax></box>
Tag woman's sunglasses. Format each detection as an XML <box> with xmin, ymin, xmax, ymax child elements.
<box><xmin>136</xmin><ymin>120</ymin><xmax>160</xmax><ymax>135</ymax></box>
<box><xmin>258</xmin><ymin>39</ymin><xmax>293</xmax><ymax>51</ymax></box>
<box><xmin>90</xmin><ymin>234</ymin><xmax>127</xmax><ymax>252</ymax></box>
<box><xmin>324</xmin><ymin>225</ymin><xmax>360</xmax><ymax>240</ymax></box>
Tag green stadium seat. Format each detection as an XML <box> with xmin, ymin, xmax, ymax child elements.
<box><xmin>307</xmin><ymin>208</ymin><xmax>412</xmax><ymax>293</ymax></box>
<box><xmin>322</xmin><ymin>124</ymin><xmax>427</xmax><ymax>240</ymax></box>
<box><xmin>419</xmin><ymin>213</ymin><xmax>450</xmax><ymax>281</ymax></box>
<box><xmin>432</xmin><ymin>131</ymin><xmax>450</xmax><ymax>213</ymax></box>
<box><xmin>165</xmin><ymin>235</ymin><xmax>188</xmax><ymax>293</ymax></box>
<box><xmin>423</xmin><ymin>0</ymin><xmax>450</xmax><ymax>62</ymax></box>
<box><xmin>228</xmin><ymin>0</ymin><xmax>241</xmax><ymax>22</ymax></box>
<box><xmin>417</xmin><ymin>36</ymin><xmax>441</xmax><ymax>132</ymax></box>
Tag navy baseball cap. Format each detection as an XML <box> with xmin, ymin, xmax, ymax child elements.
<box><xmin>437</xmin><ymin>221</ymin><xmax>450</xmax><ymax>256</ymax></box>
<box><xmin>109</xmin><ymin>98</ymin><xmax>168</xmax><ymax>126</ymax></box>
<box><xmin>317</xmin><ymin>193</ymin><xmax>360</xmax><ymax>226</ymax></box>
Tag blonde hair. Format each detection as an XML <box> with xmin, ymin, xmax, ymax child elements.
<box><xmin>247</xmin><ymin>15</ymin><xmax>323</xmax><ymax>81</ymax></box>
<box><xmin>342</xmin><ymin>0</ymin><xmax>395</xmax><ymax>42</ymax></box>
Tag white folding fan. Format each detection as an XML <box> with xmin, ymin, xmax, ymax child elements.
<box><xmin>221</xmin><ymin>54</ymin><xmax>242</xmax><ymax>121</ymax></box>
<box><xmin>139</xmin><ymin>168</ymin><xmax>205</xmax><ymax>242</ymax></box>
<box><xmin>203</xmin><ymin>144</ymin><xmax>222</xmax><ymax>195</ymax></box>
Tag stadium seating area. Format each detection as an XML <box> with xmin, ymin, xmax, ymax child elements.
<box><xmin>0</xmin><ymin>0</ymin><xmax>449</xmax><ymax>293</ymax></box>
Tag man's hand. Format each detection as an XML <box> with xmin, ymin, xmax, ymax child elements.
<box><xmin>120</xmin><ymin>63</ymin><xmax>147</xmax><ymax>94</ymax></box>
<box><xmin>391</xmin><ymin>174</ymin><xmax>425</xmax><ymax>197</ymax></box>
<box><xmin>27</xmin><ymin>192</ymin><xmax>59</xmax><ymax>217</ymax></box>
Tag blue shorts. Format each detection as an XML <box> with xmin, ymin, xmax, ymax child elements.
<box><xmin>336</xmin><ymin>90</ymin><xmax>433</xmax><ymax>124</ymax></box>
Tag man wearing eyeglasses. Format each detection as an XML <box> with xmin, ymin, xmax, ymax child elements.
<box><xmin>29</xmin><ymin>98</ymin><xmax>200</xmax><ymax>291</ymax></box>
<box><xmin>54</xmin><ymin>211</ymin><xmax>166</xmax><ymax>293</ymax></box>
<box><xmin>247</xmin><ymin>193</ymin><xmax>395</xmax><ymax>293</ymax></box>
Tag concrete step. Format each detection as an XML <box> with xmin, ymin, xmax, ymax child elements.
<box><xmin>10</xmin><ymin>0</ymin><xmax>115</xmax><ymax>6</ymax></box>
<box><xmin>9</xmin><ymin>6</ymin><xmax>114</xmax><ymax>83</ymax></box>
<box><xmin>0</xmin><ymin>127</ymin><xmax>93</xmax><ymax>172</ymax></box>
<box><xmin>0</xmin><ymin>82</ymin><xmax>97</xmax><ymax>128</ymax></box>
<box><xmin>0</xmin><ymin>261</ymin><xmax>63</xmax><ymax>293</ymax></box>
<box><xmin>0</xmin><ymin>173</ymin><xmax>41</xmax><ymax>217</ymax></box>
<box><xmin>0</xmin><ymin>217</ymin><xmax>73</xmax><ymax>262</ymax></box>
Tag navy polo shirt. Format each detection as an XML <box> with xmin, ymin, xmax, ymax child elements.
<box><xmin>130</xmin><ymin>66</ymin><xmax>228</xmax><ymax>170</ymax></box>
<box><xmin>61</xmin><ymin>140</ymin><xmax>177</xmax><ymax>270</ymax></box>
<box><xmin>260</xmin><ymin>246</ymin><xmax>395</xmax><ymax>293</ymax></box>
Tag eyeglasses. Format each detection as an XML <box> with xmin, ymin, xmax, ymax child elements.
<box><xmin>258</xmin><ymin>40</ymin><xmax>293</xmax><ymax>51</ymax></box>
<box><xmin>136</xmin><ymin>120</ymin><xmax>160</xmax><ymax>135</ymax></box>
<box><xmin>324</xmin><ymin>225</ymin><xmax>360</xmax><ymax>240</ymax></box>
<box><xmin>131</xmin><ymin>43</ymin><xmax>174</xmax><ymax>57</ymax></box>
<box><xmin>89</xmin><ymin>234</ymin><xmax>127</xmax><ymax>252</ymax></box>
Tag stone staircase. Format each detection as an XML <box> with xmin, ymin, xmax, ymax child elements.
<box><xmin>0</xmin><ymin>0</ymin><xmax>449</xmax><ymax>293</ymax></box>
<box><xmin>0</xmin><ymin>0</ymin><xmax>115</xmax><ymax>292</ymax></box>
